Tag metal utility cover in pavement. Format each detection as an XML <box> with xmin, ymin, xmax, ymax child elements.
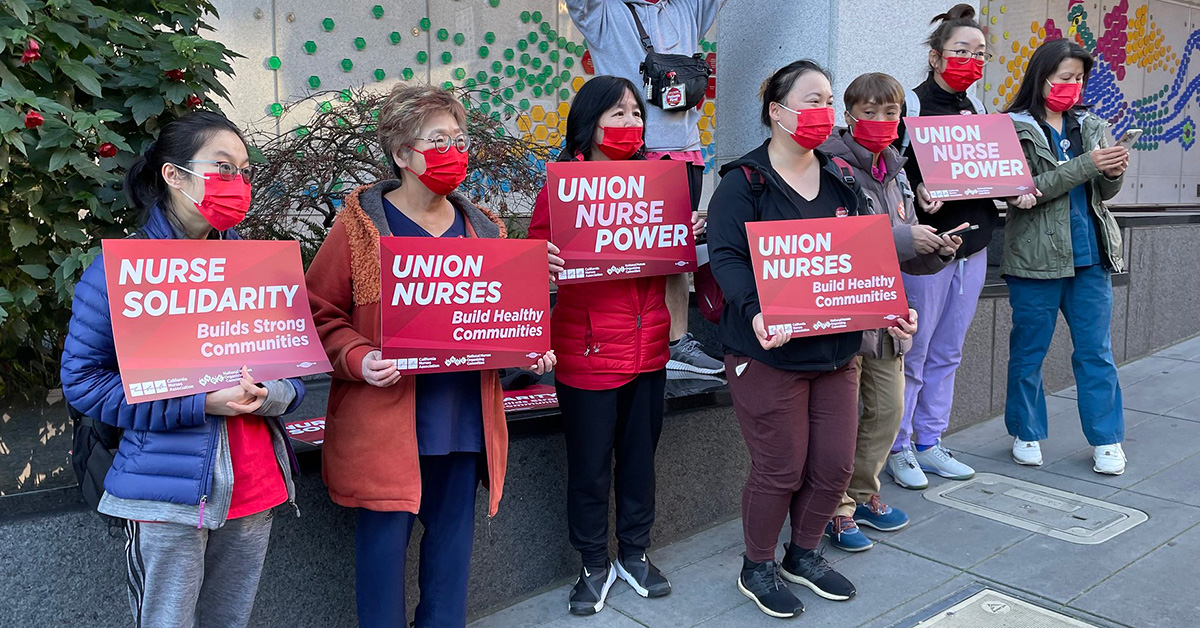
<box><xmin>923</xmin><ymin>473</ymin><xmax>1147</xmax><ymax>544</ymax></box>
<box><xmin>913</xmin><ymin>589</ymin><xmax>1098</xmax><ymax>627</ymax></box>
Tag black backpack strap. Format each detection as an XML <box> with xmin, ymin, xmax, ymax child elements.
<box><xmin>626</xmin><ymin>3</ymin><xmax>655</xmax><ymax>51</ymax></box>
<box><xmin>830</xmin><ymin>156</ymin><xmax>856</xmax><ymax>187</ymax></box>
<box><xmin>825</xmin><ymin>156</ymin><xmax>872</xmax><ymax>216</ymax></box>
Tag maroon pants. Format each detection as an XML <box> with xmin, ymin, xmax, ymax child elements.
<box><xmin>725</xmin><ymin>355</ymin><xmax>860</xmax><ymax>562</ymax></box>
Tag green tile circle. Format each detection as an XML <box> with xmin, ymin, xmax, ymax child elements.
<box><xmin>437</xmin><ymin>28</ymin><xmax>449</xmax><ymax>41</ymax></box>
<box><xmin>560</xmin><ymin>70</ymin><xmax>570</xmax><ymax>82</ymax></box>
<box><xmin>308</xmin><ymin>76</ymin><xmax>321</xmax><ymax>89</ymax></box>
<box><xmin>538</xmin><ymin>41</ymin><xmax>549</xmax><ymax>53</ymax></box>
<box><xmin>533</xmin><ymin>86</ymin><xmax>543</xmax><ymax>97</ymax></box>
<box><xmin>489</xmin><ymin>0</ymin><xmax>499</xmax><ymax>7</ymax></box>
<box><xmin>564</xmin><ymin>56</ymin><xmax>574</xmax><ymax>69</ymax></box>
<box><xmin>454</xmin><ymin>67</ymin><xmax>466</xmax><ymax>80</ymax></box>
<box><xmin>419</xmin><ymin>17</ymin><xmax>431</xmax><ymax>30</ymax></box>
<box><xmin>372</xmin><ymin>5</ymin><xmax>384</xmax><ymax>19</ymax></box>
<box><xmin>517</xmin><ymin>67</ymin><xmax>527</xmax><ymax>78</ymax></box>
<box><xmin>454</xmin><ymin>33</ymin><xmax>465</xmax><ymax>46</ymax></box>
<box><xmin>268</xmin><ymin>56</ymin><xmax>281</xmax><ymax>70</ymax></box>
<box><xmin>340</xmin><ymin>89</ymin><xmax>352</xmax><ymax>102</ymax></box>
<box><xmin>341</xmin><ymin>58</ymin><xmax>353</xmax><ymax>71</ymax></box>
<box><xmin>416</xmin><ymin>51</ymin><xmax>428</xmax><ymax>63</ymax></box>
<box><xmin>504</xmin><ymin>48</ymin><xmax>515</xmax><ymax>60</ymax></box>
<box><xmin>547</xmin><ymin>29</ymin><xmax>557</xmax><ymax>41</ymax></box>
<box><xmin>402</xmin><ymin>67</ymin><xmax>414</xmax><ymax>80</ymax></box>
<box><xmin>566</xmin><ymin>42</ymin><xmax>577</xmax><ymax>53</ymax></box>
<box><xmin>479</xmin><ymin>46</ymin><xmax>490</xmax><ymax>58</ymax></box>
<box><xmin>354</xmin><ymin>37</ymin><xmax>367</xmax><ymax>51</ymax></box>
<box><xmin>441</xmin><ymin>51</ymin><xmax>453</xmax><ymax>64</ymax></box>
<box><xmin>304</xmin><ymin>41</ymin><xmax>317</xmax><ymax>54</ymax></box>
<box><xmin>489</xmin><ymin>76</ymin><xmax>500</xmax><ymax>88</ymax></box>
<box><xmin>558</xmin><ymin>37</ymin><xmax>568</xmax><ymax>49</ymax></box>
<box><xmin>515</xmin><ymin>80</ymin><xmax>525</xmax><ymax>91</ymax></box>
<box><xmin>531</xmin><ymin>10</ymin><xmax>542</xmax><ymax>23</ymax></box>
<box><xmin>322</xmin><ymin>17</ymin><xmax>335</xmax><ymax>31</ymax></box>
<box><xmin>480</xmin><ymin>102</ymin><xmax>490</xmax><ymax>113</ymax></box>
<box><xmin>520</xmin><ymin>10</ymin><xmax>531</xmax><ymax>23</ymax></box>
<box><xmin>390</xmin><ymin>32</ymin><xmax>402</xmax><ymax>45</ymax></box>
<box><xmin>520</xmin><ymin>53</ymin><xmax>531</xmax><ymax>65</ymax></box>
<box><xmin>296</xmin><ymin>126</ymin><xmax>310</xmax><ymax>137</ymax></box>
<box><xmin>539</xmin><ymin>22</ymin><xmax>550</xmax><ymax>34</ymax></box>
<box><xmin>528</xmin><ymin>31</ymin><xmax>538</xmax><ymax>43</ymax></box>
<box><xmin>270</xmin><ymin>103</ymin><xmax>284</xmax><ymax>117</ymax></box>
<box><xmin>442</xmin><ymin>81</ymin><xmax>454</xmax><ymax>90</ymax></box>
<box><xmin>531</xmin><ymin>57</ymin><xmax>542</xmax><ymax>69</ymax></box>
<box><xmin>374</xmin><ymin>68</ymin><xmax>386</xmax><ymax>81</ymax></box>
<box><xmin>485</xmin><ymin>32</ymin><xmax>496</xmax><ymax>44</ymax></box>
<box><xmin>552</xmin><ymin>77</ymin><xmax>562</xmax><ymax>88</ymax></box>
<box><xmin>491</xmin><ymin>61</ymin><xmax>503</xmax><ymax>73</ymax></box>
<box><xmin>504</xmin><ymin>87</ymin><xmax>514</xmax><ymax>99</ymax></box>
<box><xmin>519</xmin><ymin>98</ymin><xmax>530</xmax><ymax>109</ymax></box>
<box><xmin>320</xmin><ymin>101</ymin><xmax>333</xmax><ymax>112</ymax></box>
<box><xmin>466</xmin><ymin>78</ymin><xmax>477</xmax><ymax>88</ymax></box>
<box><xmin>476</xmin><ymin>70</ymin><xmax>489</xmax><ymax>83</ymax></box>
<box><xmin>505</xmin><ymin>65</ymin><xmax>516</xmax><ymax>77</ymax></box>
<box><xmin>518</xmin><ymin>39</ymin><xmax>528</xmax><ymax>51</ymax></box>
<box><xmin>560</xmin><ymin>88</ymin><xmax>570</xmax><ymax>100</ymax></box>
<box><xmin>492</xmin><ymin>95</ymin><xmax>502</xmax><ymax>106</ymax></box>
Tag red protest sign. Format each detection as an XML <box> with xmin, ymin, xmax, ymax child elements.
<box><xmin>546</xmin><ymin>159</ymin><xmax>696</xmax><ymax>284</ymax></box>
<box><xmin>503</xmin><ymin>383</ymin><xmax>558</xmax><ymax>412</ymax></box>
<box><xmin>903</xmin><ymin>113</ymin><xmax>1035</xmax><ymax>200</ymax></box>
<box><xmin>747</xmin><ymin>215</ymin><xmax>908</xmax><ymax>337</ymax></box>
<box><xmin>102</xmin><ymin>239</ymin><xmax>332</xmax><ymax>403</ymax></box>
<box><xmin>380</xmin><ymin>237</ymin><xmax>550</xmax><ymax>373</ymax></box>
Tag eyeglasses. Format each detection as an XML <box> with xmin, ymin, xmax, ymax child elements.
<box><xmin>186</xmin><ymin>160</ymin><xmax>255</xmax><ymax>182</ymax></box>
<box><xmin>942</xmin><ymin>49</ymin><xmax>994</xmax><ymax>62</ymax></box>
<box><xmin>410</xmin><ymin>134</ymin><xmax>471</xmax><ymax>154</ymax></box>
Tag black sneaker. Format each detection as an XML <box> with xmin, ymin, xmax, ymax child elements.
<box><xmin>568</xmin><ymin>563</ymin><xmax>617</xmax><ymax>616</ymax></box>
<box><xmin>737</xmin><ymin>556</ymin><xmax>804</xmax><ymax>619</ymax></box>
<box><xmin>616</xmin><ymin>552</ymin><xmax>672</xmax><ymax>598</ymax></box>
<box><xmin>780</xmin><ymin>543</ymin><xmax>856</xmax><ymax>601</ymax></box>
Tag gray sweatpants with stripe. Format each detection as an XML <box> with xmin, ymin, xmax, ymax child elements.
<box><xmin>123</xmin><ymin>511</ymin><xmax>273</xmax><ymax>628</ymax></box>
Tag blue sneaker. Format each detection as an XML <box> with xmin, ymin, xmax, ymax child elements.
<box><xmin>824</xmin><ymin>516</ymin><xmax>873</xmax><ymax>552</ymax></box>
<box><xmin>853</xmin><ymin>495</ymin><xmax>909</xmax><ymax>532</ymax></box>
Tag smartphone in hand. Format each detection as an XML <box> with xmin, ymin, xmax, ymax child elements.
<box><xmin>1115</xmin><ymin>129</ymin><xmax>1143</xmax><ymax>150</ymax></box>
<box><xmin>937</xmin><ymin>224</ymin><xmax>979</xmax><ymax>238</ymax></box>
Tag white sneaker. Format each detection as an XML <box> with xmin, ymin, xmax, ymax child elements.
<box><xmin>886</xmin><ymin>449</ymin><xmax>929</xmax><ymax>490</ymax></box>
<box><xmin>1093</xmin><ymin>443</ymin><xmax>1126</xmax><ymax>475</ymax></box>
<box><xmin>1012</xmin><ymin>438</ymin><xmax>1043</xmax><ymax>466</ymax></box>
<box><xmin>914</xmin><ymin>440</ymin><xmax>975</xmax><ymax>480</ymax></box>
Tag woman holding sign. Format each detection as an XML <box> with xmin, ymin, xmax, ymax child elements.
<box><xmin>707</xmin><ymin>60</ymin><xmax>872</xmax><ymax>618</ymax></box>
<box><xmin>527</xmin><ymin>75</ymin><xmax>682</xmax><ymax>616</ymax></box>
<box><xmin>886</xmin><ymin>3</ymin><xmax>993</xmax><ymax>490</ymax></box>
<box><xmin>61</xmin><ymin>112</ymin><xmax>306</xmax><ymax>628</ymax></box>
<box><xmin>306</xmin><ymin>84</ymin><xmax>555</xmax><ymax>628</ymax></box>
<box><xmin>1002</xmin><ymin>39</ymin><xmax>1129</xmax><ymax>475</ymax></box>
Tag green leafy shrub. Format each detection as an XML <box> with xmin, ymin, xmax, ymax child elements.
<box><xmin>0</xmin><ymin>0</ymin><xmax>238</xmax><ymax>399</ymax></box>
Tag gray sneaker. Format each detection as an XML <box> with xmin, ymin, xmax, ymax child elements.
<box><xmin>886</xmin><ymin>448</ymin><xmax>929</xmax><ymax>489</ymax></box>
<box><xmin>667</xmin><ymin>333</ymin><xmax>725</xmax><ymax>375</ymax></box>
<box><xmin>914</xmin><ymin>440</ymin><xmax>975</xmax><ymax>480</ymax></box>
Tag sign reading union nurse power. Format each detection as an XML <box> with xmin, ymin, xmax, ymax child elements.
<box><xmin>380</xmin><ymin>236</ymin><xmax>550</xmax><ymax>373</ymax></box>
<box><xmin>747</xmin><ymin>215</ymin><xmax>908</xmax><ymax>338</ymax></box>
<box><xmin>903</xmin><ymin>113</ymin><xmax>1035</xmax><ymax>200</ymax></box>
<box><xmin>546</xmin><ymin>159</ymin><xmax>697</xmax><ymax>284</ymax></box>
<box><xmin>102</xmin><ymin>239</ymin><xmax>332</xmax><ymax>404</ymax></box>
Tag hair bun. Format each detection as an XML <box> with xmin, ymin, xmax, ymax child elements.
<box><xmin>142</xmin><ymin>140</ymin><xmax>157</xmax><ymax>157</ymax></box>
<box><xmin>931</xmin><ymin>3</ymin><xmax>976</xmax><ymax>24</ymax></box>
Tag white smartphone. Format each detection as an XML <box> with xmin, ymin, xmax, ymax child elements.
<box><xmin>1116</xmin><ymin>129</ymin><xmax>1143</xmax><ymax>150</ymax></box>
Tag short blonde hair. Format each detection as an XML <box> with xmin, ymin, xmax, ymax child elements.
<box><xmin>377</xmin><ymin>84</ymin><xmax>467</xmax><ymax>174</ymax></box>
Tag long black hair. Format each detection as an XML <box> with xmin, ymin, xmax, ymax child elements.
<box><xmin>759</xmin><ymin>59</ymin><xmax>832</xmax><ymax>126</ymax></box>
<box><xmin>925</xmin><ymin>4</ymin><xmax>984</xmax><ymax>77</ymax></box>
<box><xmin>1004</xmin><ymin>38</ymin><xmax>1094</xmax><ymax>120</ymax></box>
<box><xmin>559</xmin><ymin>75</ymin><xmax>646</xmax><ymax>161</ymax></box>
<box><xmin>124</xmin><ymin>111</ymin><xmax>246</xmax><ymax>212</ymax></box>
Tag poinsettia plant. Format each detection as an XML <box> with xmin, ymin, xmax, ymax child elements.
<box><xmin>0</xmin><ymin>0</ymin><xmax>238</xmax><ymax>398</ymax></box>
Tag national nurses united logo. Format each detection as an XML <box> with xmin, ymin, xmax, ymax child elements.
<box><xmin>835</xmin><ymin>206</ymin><xmax>849</xmax><ymax>218</ymax></box>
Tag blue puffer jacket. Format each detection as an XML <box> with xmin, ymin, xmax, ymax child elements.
<box><xmin>61</xmin><ymin>206</ymin><xmax>305</xmax><ymax>508</ymax></box>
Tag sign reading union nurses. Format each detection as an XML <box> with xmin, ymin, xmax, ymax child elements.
<box><xmin>903</xmin><ymin>113</ymin><xmax>1035</xmax><ymax>200</ymax></box>
<box><xmin>747</xmin><ymin>215</ymin><xmax>909</xmax><ymax>338</ymax></box>
<box><xmin>546</xmin><ymin>159</ymin><xmax>697</xmax><ymax>284</ymax></box>
<box><xmin>380</xmin><ymin>237</ymin><xmax>550</xmax><ymax>373</ymax></box>
<box><xmin>102</xmin><ymin>239</ymin><xmax>332</xmax><ymax>403</ymax></box>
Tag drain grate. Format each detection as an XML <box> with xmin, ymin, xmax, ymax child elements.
<box><xmin>924</xmin><ymin>473</ymin><xmax>1146</xmax><ymax>544</ymax></box>
<box><xmin>912</xmin><ymin>589</ymin><xmax>1098</xmax><ymax>627</ymax></box>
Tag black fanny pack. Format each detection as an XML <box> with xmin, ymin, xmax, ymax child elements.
<box><xmin>628</xmin><ymin>4</ymin><xmax>712</xmax><ymax>111</ymax></box>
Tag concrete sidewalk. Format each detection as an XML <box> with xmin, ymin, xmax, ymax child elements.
<box><xmin>469</xmin><ymin>335</ymin><xmax>1200</xmax><ymax>628</ymax></box>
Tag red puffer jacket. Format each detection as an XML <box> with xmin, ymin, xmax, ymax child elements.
<box><xmin>528</xmin><ymin>186</ymin><xmax>671</xmax><ymax>391</ymax></box>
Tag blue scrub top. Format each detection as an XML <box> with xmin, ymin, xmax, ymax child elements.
<box><xmin>383</xmin><ymin>196</ymin><xmax>485</xmax><ymax>456</ymax></box>
<box><xmin>1049</xmin><ymin>123</ymin><xmax>1102</xmax><ymax>268</ymax></box>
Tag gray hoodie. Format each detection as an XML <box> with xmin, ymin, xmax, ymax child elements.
<box><xmin>565</xmin><ymin>0</ymin><xmax>725</xmax><ymax>152</ymax></box>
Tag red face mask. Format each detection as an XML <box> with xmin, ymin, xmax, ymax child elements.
<box><xmin>939</xmin><ymin>56</ymin><xmax>984</xmax><ymax>92</ymax></box>
<box><xmin>1044</xmin><ymin>81</ymin><xmax>1082</xmax><ymax>112</ymax></box>
<box><xmin>407</xmin><ymin>146</ymin><xmax>469</xmax><ymax>196</ymax></box>
<box><xmin>777</xmin><ymin>104</ymin><xmax>835</xmax><ymax>150</ymax></box>
<box><xmin>848</xmin><ymin>115</ymin><xmax>900</xmax><ymax>154</ymax></box>
<box><xmin>597</xmin><ymin>126</ymin><xmax>644</xmax><ymax>160</ymax></box>
<box><xmin>177</xmin><ymin>167</ymin><xmax>251</xmax><ymax>232</ymax></box>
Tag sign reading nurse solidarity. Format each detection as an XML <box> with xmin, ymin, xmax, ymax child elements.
<box><xmin>546</xmin><ymin>159</ymin><xmax>696</xmax><ymax>284</ymax></box>
<box><xmin>380</xmin><ymin>237</ymin><xmax>550</xmax><ymax>373</ymax></box>
<box><xmin>903</xmin><ymin>113</ymin><xmax>1035</xmax><ymax>200</ymax></box>
<box><xmin>102</xmin><ymin>239</ymin><xmax>332</xmax><ymax>404</ymax></box>
<box><xmin>747</xmin><ymin>215</ymin><xmax>908</xmax><ymax>338</ymax></box>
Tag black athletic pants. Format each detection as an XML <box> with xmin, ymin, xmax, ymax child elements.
<box><xmin>557</xmin><ymin>370</ymin><xmax>668</xmax><ymax>568</ymax></box>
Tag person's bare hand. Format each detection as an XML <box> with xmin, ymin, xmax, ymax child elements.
<box><xmin>1091</xmin><ymin>146</ymin><xmax>1128</xmax><ymax>175</ymax></box>
<box><xmin>530</xmin><ymin>350</ymin><xmax>556</xmax><ymax>375</ymax></box>
<box><xmin>887</xmin><ymin>309</ymin><xmax>919</xmax><ymax>342</ymax></box>
<box><xmin>692</xmin><ymin>211</ymin><xmax>706</xmax><ymax>237</ymax></box>
<box><xmin>911</xmin><ymin>225</ymin><xmax>943</xmax><ymax>254</ymax></box>
<box><xmin>1006</xmin><ymin>188</ymin><xmax>1042</xmax><ymax>210</ymax></box>
<box><xmin>362</xmin><ymin>350</ymin><xmax>402</xmax><ymax>388</ymax></box>
<box><xmin>204</xmin><ymin>366</ymin><xmax>266</xmax><ymax>415</ymax></box>
<box><xmin>915</xmin><ymin>182</ymin><xmax>944</xmax><ymax>214</ymax></box>
<box><xmin>547</xmin><ymin>241</ymin><xmax>565</xmax><ymax>283</ymax></box>
<box><xmin>753</xmin><ymin>313</ymin><xmax>792</xmax><ymax>350</ymax></box>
